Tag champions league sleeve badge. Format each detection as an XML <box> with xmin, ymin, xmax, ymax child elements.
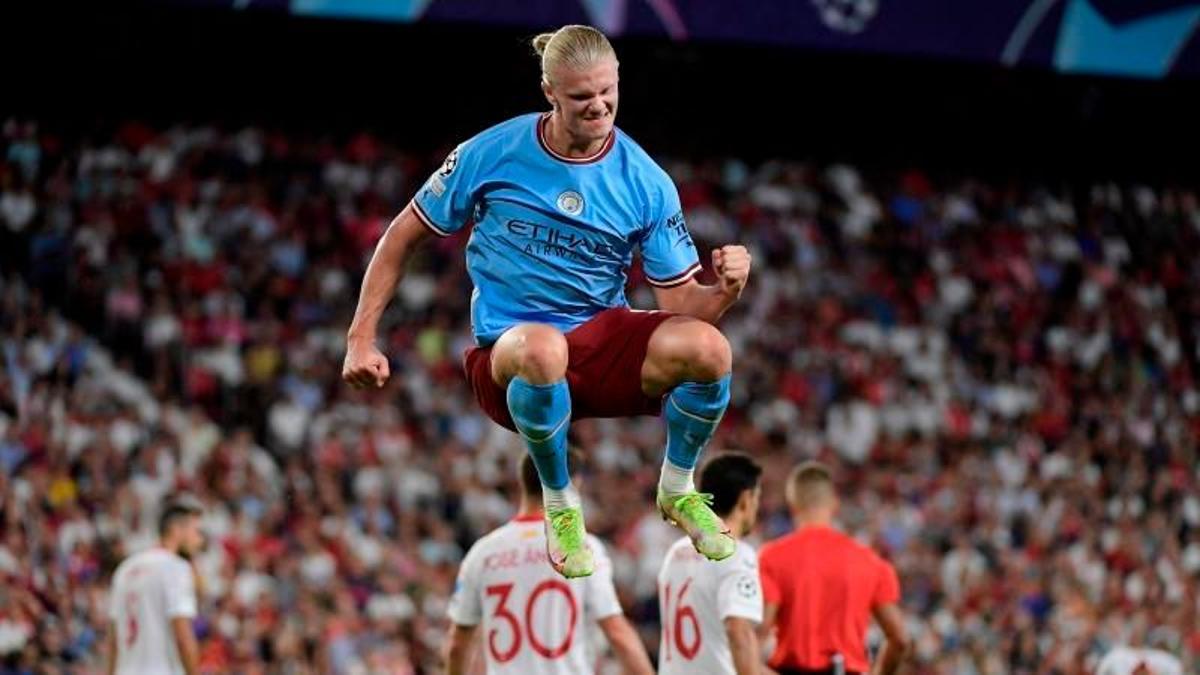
<box><xmin>438</xmin><ymin>146</ymin><xmax>460</xmax><ymax>177</ymax></box>
<box><xmin>737</xmin><ymin>574</ymin><xmax>759</xmax><ymax>598</ymax></box>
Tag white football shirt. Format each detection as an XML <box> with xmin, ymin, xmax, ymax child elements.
<box><xmin>447</xmin><ymin>515</ymin><xmax>624</xmax><ymax>675</ymax></box>
<box><xmin>108</xmin><ymin>548</ymin><xmax>197</xmax><ymax>675</ymax></box>
<box><xmin>1096</xmin><ymin>646</ymin><xmax>1184</xmax><ymax>675</ymax></box>
<box><xmin>657</xmin><ymin>537</ymin><xmax>762</xmax><ymax>675</ymax></box>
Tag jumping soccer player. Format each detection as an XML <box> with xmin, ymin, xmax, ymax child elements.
<box><xmin>343</xmin><ymin>24</ymin><xmax>752</xmax><ymax>578</ymax></box>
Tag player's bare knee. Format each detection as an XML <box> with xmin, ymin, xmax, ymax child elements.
<box><xmin>647</xmin><ymin>319</ymin><xmax>732</xmax><ymax>385</ymax></box>
<box><xmin>513</xmin><ymin>325</ymin><xmax>569</xmax><ymax>383</ymax></box>
<box><xmin>656</xmin><ymin>321</ymin><xmax>729</xmax><ymax>381</ymax></box>
<box><xmin>686</xmin><ymin>325</ymin><xmax>731</xmax><ymax>381</ymax></box>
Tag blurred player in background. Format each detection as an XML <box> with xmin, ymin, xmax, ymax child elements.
<box><xmin>343</xmin><ymin>24</ymin><xmax>752</xmax><ymax>579</ymax></box>
<box><xmin>1096</xmin><ymin>643</ymin><xmax>1184</xmax><ymax>675</ymax></box>
<box><xmin>107</xmin><ymin>497</ymin><xmax>205</xmax><ymax>675</ymax></box>
<box><xmin>657</xmin><ymin>452</ymin><xmax>764</xmax><ymax>675</ymax></box>
<box><xmin>758</xmin><ymin>462</ymin><xmax>909</xmax><ymax>675</ymax></box>
<box><xmin>443</xmin><ymin>453</ymin><xmax>654</xmax><ymax>675</ymax></box>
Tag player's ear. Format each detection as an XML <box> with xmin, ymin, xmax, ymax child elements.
<box><xmin>736</xmin><ymin>488</ymin><xmax>754</xmax><ymax>515</ymax></box>
<box><xmin>542</xmin><ymin>78</ymin><xmax>556</xmax><ymax>109</ymax></box>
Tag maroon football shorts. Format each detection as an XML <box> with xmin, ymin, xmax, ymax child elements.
<box><xmin>463</xmin><ymin>307</ymin><xmax>676</xmax><ymax>431</ymax></box>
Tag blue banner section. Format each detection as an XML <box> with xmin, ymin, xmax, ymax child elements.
<box><xmin>1053</xmin><ymin>0</ymin><xmax>1200</xmax><ymax>77</ymax></box>
<box><xmin>193</xmin><ymin>0</ymin><xmax>1200</xmax><ymax>78</ymax></box>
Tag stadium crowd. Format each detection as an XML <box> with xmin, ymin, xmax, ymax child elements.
<box><xmin>1</xmin><ymin>117</ymin><xmax>1198</xmax><ymax>674</ymax></box>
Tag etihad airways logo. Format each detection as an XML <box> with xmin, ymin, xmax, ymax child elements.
<box><xmin>505</xmin><ymin>219</ymin><xmax>622</xmax><ymax>262</ymax></box>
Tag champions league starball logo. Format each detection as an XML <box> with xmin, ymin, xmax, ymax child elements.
<box><xmin>736</xmin><ymin>575</ymin><xmax>759</xmax><ymax>599</ymax></box>
<box><xmin>438</xmin><ymin>146</ymin><xmax>460</xmax><ymax>177</ymax></box>
<box><xmin>812</xmin><ymin>0</ymin><xmax>879</xmax><ymax>34</ymax></box>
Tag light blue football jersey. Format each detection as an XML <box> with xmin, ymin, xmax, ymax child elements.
<box><xmin>411</xmin><ymin>113</ymin><xmax>700</xmax><ymax>346</ymax></box>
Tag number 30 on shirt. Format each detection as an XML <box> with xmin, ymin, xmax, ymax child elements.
<box><xmin>485</xmin><ymin>580</ymin><xmax>579</xmax><ymax>662</ymax></box>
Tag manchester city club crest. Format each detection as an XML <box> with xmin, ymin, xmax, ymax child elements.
<box><xmin>557</xmin><ymin>190</ymin><xmax>584</xmax><ymax>216</ymax></box>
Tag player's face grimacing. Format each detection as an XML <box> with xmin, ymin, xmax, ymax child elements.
<box><xmin>544</xmin><ymin>58</ymin><xmax>619</xmax><ymax>144</ymax></box>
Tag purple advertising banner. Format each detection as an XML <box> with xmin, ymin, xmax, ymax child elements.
<box><xmin>177</xmin><ymin>0</ymin><xmax>1200</xmax><ymax>79</ymax></box>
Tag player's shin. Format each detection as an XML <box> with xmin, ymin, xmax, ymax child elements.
<box><xmin>507</xmin><ymin>377</ymin><xmax>593</xmax><ymax>578</ymax></box>
<box><xmin>658</xmin><ymin>373</ymin><xmax>736</xmax><ymax>561</ymax></box>
<box><xmin>659</xmin><ymin>373</ymin><xmax>731</xmax><ymax>495</ymax></box>
<box><xmin>505</xmin><ymin>377</ymin><xmax>577</xmax><ymax>509</ymax></box>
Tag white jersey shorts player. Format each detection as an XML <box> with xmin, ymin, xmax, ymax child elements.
<box><xmin>109</xmin><ymin>548</ymin><xmax>198</xmax><ymax>675</ymax></box>
<box><xmin>657</xmin><ymin>536</ymin><xmax>763</xmax><ymax>675</ymax></box>
<box><xmin>448</xmin><ymin>515</ymin><xmax>625</xmax><ymax>674</ymax></box>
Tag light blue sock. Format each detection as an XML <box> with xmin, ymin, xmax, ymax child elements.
<box><xmin>664</xmin><ymin>374</ymin><xmax>731</xmax><ymax>475</ymax></box>
<box><xmin>506</xmin><ymin>377</ymin><xmax>571</xmax><ymax>490</ymax></box>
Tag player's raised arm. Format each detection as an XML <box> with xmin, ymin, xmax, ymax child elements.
<box><xmin>345</xmin><ymin>136</ymin><xmax>480</xmax><ymax>389</ymax></box>
<box><xmin>640</xmin><ymin>175</ymin><xmax>751</xmax><ymax>323</ymax></box>
<box><xmin>652</xmin><ymin>245</ymin><xmax>752</xmax><ymax>324</ymax></box>
<box><xmin>343</xmin><ymin>205</ymin><xmax>432</xmax><ymax>388</ymax></box>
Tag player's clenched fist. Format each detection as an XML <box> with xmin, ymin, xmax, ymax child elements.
<box><xmin>343</xmin><ymin>338</ymin><xmax>391</xmax><ymax>389</ymax></box>
<box><xmin>712</xmin><ymin>245</ymin><xmax>752</xmax><ymax>298</ymax></box>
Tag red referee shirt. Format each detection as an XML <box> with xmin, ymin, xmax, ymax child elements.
<box><xmin>759</xmin><ymin>524</ymin><xmax>900</xmax><ymax>673</ymax></box>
